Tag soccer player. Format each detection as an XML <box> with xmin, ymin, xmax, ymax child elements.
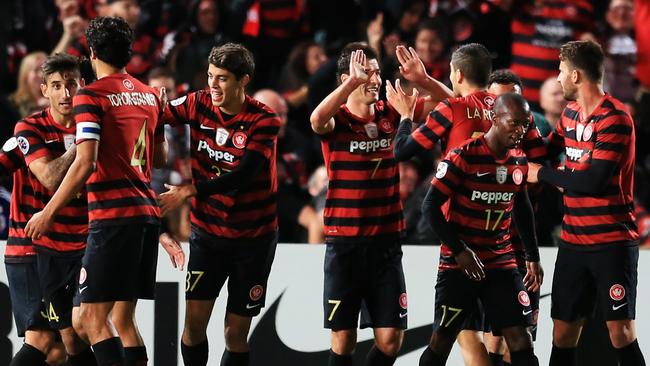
<box><xmin>309</xmin><ymin>42</ymin><xmax>430</xmax><ymax>366</ymax></box>
<box><xmin>13</xmin><ymin>53</ymin><xmax>96</xmax><ymax>365</ymax></box>
<box><xmin>419</xmin><ymin>93</ymin><xmax>541</xmax><ymax>366</ymax></box>
<box><xmin>158</xmin><ymin>43</ymin><xmax>281</xmax><ymax>366</ymax></box>
<box><xmin>527</xmin><ymin>40</ymin><xmax>646</xmax><ymax>366</ymax></box>
<box><xmin>25</xmin><ymin>17</ymin><xmax>165</xmax><ymax>366</ymax></box>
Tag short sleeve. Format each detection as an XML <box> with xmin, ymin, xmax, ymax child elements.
<box><xmin>74</xmin><ymin>88</ymin><xmax>104</xmax><ymax>143</ymax></box>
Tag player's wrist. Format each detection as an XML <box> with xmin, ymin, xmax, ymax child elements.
<box><xmin>182</xmin><ymin>184</ymin><xmax>197</xmax><ymax>199</ymax></box>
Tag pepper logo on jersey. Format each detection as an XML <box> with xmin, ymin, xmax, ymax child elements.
<box><xmin>216</xmin><ymin>128</ymin><xmax>229</xmax><ymax>146</ymax></box>
<box><xmin>232</xmin><ymin>132</ymin><xmax>247</xmax><ymax>149</ymax></box>
<box><xmin>471</xmin><ymin>191</ymin><xmax>514</xmax><ymax>204</ymax></box>
<box><xmin>518</xmin><ymin>291</ymin><xmax>530</xmax><ymax>306</ymax></box>
<box><xmin>250</xmin><ymin>285</ymin><xmax>264</xmax><ymax>301</ymax></box>
<box><xmin>17</xmin><ymin>136</ymin><xmax>29</xmax><ymax>155</ymax></box>
<box><xmin>610</xmin><ymin>284</ymin><xmax>625</xmax><ymax>301</ymax></box>
<box><xmin>123</xmin><ymin>78</ymin><xmax>135</xmax><ymax>91</ymax></box>
<box><xmin>364</xmin><ymin>122</ymin><xmax>378</xmax><ymax>138</ymax></box>
<box><xmin>399</xmin><ymin>293</ymin><xmax>408</xmax><ymax>309</ymax></box>
<box><xmin>349</xmin><ymin>138</ymin><xmax>391</xmax><ymax>153</ymax></box>
<box><xmin>496</xmin><ymin>166</ymin><xmax>508</xmax><ymax>184</ymax></box>
<box><xmin>197</xmin><ymin>140</ymin><xmax>235</xmax><ymax>163</ymax></box>
<box><xmin>512</xmin><ymin>168</ymin><xmax>523</xmax><ymax>185</ymax></box>
<box><xmin>379</xmin><ymin>119</ymin><xmax>394</xmax><ymax>134</ymax></box>
<box><xmin>566</xmin><ymin>147</ymin><xmax>590</xmax><ymax>162</ymax></box>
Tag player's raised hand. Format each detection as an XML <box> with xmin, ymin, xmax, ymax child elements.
<box><xmin>159</xmin><ymin>232</ymin><xmax>185</xmax><ymax>271</ymax></box>
<box><xmin>396</xmin><ymin>45</ymin><xmax>428</xmax><ymax>84</ymax></box>
<box><xmin>157</xmin><ymin>86</ymin><xmax>168</xmax><ymax>113</ymax></box>
<box><xmin>386</xmin><ymin>79</ymin><xmax>419</xmax><ymax>120</ymax></box>
<box><xmin>25</xmin><ymin>210</ymin><xmax>53</xmax><ymax>240</ymax></box>
<box><xmin>524</xmin><ymin>260</ymin><xmax>544</xmax><ymax>292</ymax></box>
<box><xmin>159</xmin><ymin>183</ymin><xmax>196</xmax><ymax>216</ymax></box>
<box><xmin>366</xmin><ymin>13</ymin><xmax>384</xmax><ymax>49</ymax></box>
<box><xmin>455</xmin><ymin>248</ymin><xmax>485</xmax><ymax>281</ymax></box>
<box><xmin>347</xmin><ymin>50</ymin><xmax>369</xmax><ymax>86</ymax></box>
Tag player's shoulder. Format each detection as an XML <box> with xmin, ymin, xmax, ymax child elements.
<box><xmin>20</xmin><ymin>109</ymin><xmax>48</xmax><ymax>125</ymax></box>
<box><xmin>596</xmin><ymin>95</ymin><xmax>633</xmax><ymax>125</ymax></box>
<box><xmin>246</xmin><ymin>96</ymin><xmax>280</xmax><ymax>125</ymax></box>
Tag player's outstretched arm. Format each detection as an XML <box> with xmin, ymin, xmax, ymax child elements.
<box><xmin>310</xmin><ymin>49</ymin><xmax>368</xmax><ymax>135</ymax></box>
<box><xmin>395</xmin><ymin>45</ymin><xmax>453</xmax><ymax>104</ymax></box>
<box><xmin>530</xmin><ymin>159</ymin><xmax>617</xmax><ymax>194</ymax></box>
<box><xmin>25</xmin><ymin>140</ymin><xmax>97</xmax><ymax>239</ymax></box>
<box><xmin>513</xmin><ymin>189</ymin><xmax>543</xmax><ymax>292</ymax></box>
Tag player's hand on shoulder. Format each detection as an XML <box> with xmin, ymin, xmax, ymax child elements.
<box><xmin>455</xmin><ymin>248</ymin><xmax>485</xmax><ymax>281</ymax></box>
<box><xmin>159</xmin><ymin>232</ymin><xmax>185</xmax><ymax>271</ymax></box>
<box><xmin>386</xmin><ymin>79</ymin><xmax>418</xmax><ymax>120</ymax></box>
<box><xmin>524</xmin><ymin>260</ymin><xmax>544</xmax><ymax>292</ymax></box>
<box><xmin>25</xmin><ymin>210</ymin><xmax>53</xmax><ymax>240</ymax></box>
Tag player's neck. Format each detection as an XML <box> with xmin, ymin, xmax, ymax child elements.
<box><xmin>483</xmin><ymin>130</ymin><xmax>507</xmax><ymax>159</ymax></box>
<box><xmin>459</xmin><ymin>85</ymin><xmax>483</xmax><ymax>97</ymax></box>
<box><xmin>219</xmin><ymin>91</ymin><xmax>246</xmax><ymax>115</ymax></box>
<box><xmin>49</xmin><ymin>108</ymin><xmax>74</xmax><ymax>128</ymax></box>
<box><xmin>346</xmin><ymin>101</ymin><xmax>374</xmax><ymax>119</ymax></box>
<box><xmin>94</xmin><ymin>60</ymin><xmax>127</xmax><ymax>80</ymax></box>
<box><xmin>576</xmin><ymin>84</ymin><xmax>605</xmax><ymax>119</ymax></box>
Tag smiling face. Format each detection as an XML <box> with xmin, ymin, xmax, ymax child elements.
<box><xmin>207</xmin><ymin>63</ymin><xmax>247</xmax><ymax>111</ymax></box>
<box><xmin>41</xmin><ymin>70</ymin><xmax>81</xmax><ymax>118</ymax></box>
<box><xmin>348</xmin><ymin>58</ymin><xmax>382</xmax><ymax>105</ymax></box>
<box><xmin>493</xmin><ymin>106</ymin><xmax>530</xmax><ymax>149</ymax></box>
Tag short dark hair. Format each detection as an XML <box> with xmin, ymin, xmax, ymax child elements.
<box><xmin>494</xmin><ymin>92</ymin><xmax>530</xmax><ymax>116</ymax></box>
<box><xmin>559</xmin><ymin>40</ymin><xmax>604</xmax><ymax>83</ymax></box>
<box><xmin>451</xmin><ymin>43</ymin><xmax>492</xmax><ymax>88</ymax></box>
<box><xmin>86</xmin><ymin>16</ymin><xmax>134</xmax><ymax>69</ymax></box>
<box><xmin>416</xmin><ymin>17</ymin><xmax>449</xmax><ymax>48</ymax></box>
<box><xmin>488</xmin><ymin>69</ymin><xmax>522</xmax><ymax>88</ymax></box>
<box><xmin>208</xmin><ymin>43</ymin><xmax>255</xmax><ymax>80</ymax></box>
<box><xmin>336</xmin><ymin>42</ymin><xmax>378</xmax><ymax>83</ymax></box>
<box><xmin>147</xmin><ymin>67</ymin><xmax>176</xmax><ymax>82</ymax></box>
<box><xmin>42</xmin><ymin>53</ymin><xmax>80</xmax><ymax>83</ymax></box>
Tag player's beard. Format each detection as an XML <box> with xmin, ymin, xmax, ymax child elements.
<box><xmin>562</xmin><ymin>83</ymin><xmax>578</xmax><ymax>101</ymax></box>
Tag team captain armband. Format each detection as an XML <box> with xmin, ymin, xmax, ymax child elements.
<box><xmin>76</xmin><ymin>122</ymin><xmax>101</xmax><ymax>142</ymax></box>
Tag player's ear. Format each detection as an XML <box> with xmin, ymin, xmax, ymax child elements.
<box><xmin>240</xmin><ymin>74</ymin><xmax>251</xmax><ymax>88</ymax></box>
<box><xmin>456</xmin><ymin>69</ymin><xmax>464</xmax><ymax>85</ymax></box>
<box><xmin>80</xmin><ymin>78</ymin><xmax>86</xmax><ymax>88</ymax></box>
<box><xmin>340</xmin><ymin>73</ymin><xmax>349</xmax><ymax>84</ymax></box>
<box><xmin>40</xmin><ymin>82</ymin><xmax>48</xmax><ymax>98</ymax></box>
<box><xmin>89</xmin><ymin>47</ymin><xmax>96</xmax><ymax>60</ymax></box>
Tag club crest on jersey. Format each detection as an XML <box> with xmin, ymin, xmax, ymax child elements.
<box><xmin>249</xmin><ymin>285</ymin><xmax>264</xmax><ymax>301</ymax></box>
<box><xmin>123</xmin><ymin>78</ymin><xmax>135</xmax><ymax>91</ymax></box>
<box><xmin>378</xmin><ymin>119</ymin><xmax>394</xmax><ymax>133</ymax></box>
<box><xmin>216</xmin><ymin>128</ymin><xmax>229</xmax><ymax>146</ymax></box>
<box><xmin>512</xmin><ymin>168</ymin><xmax>523</xmax><ymax>185</ymax></box>
<box><xmin>64</xmin><ymin>134</ymin><xmax>75</xmax><ymax>150</ymax></box>
<box><xmin>232</xmin><ymin>132</ymin><xmax>247</xmax><ymax>149</ymax></box>
<box><xmin>364</xmin><ymin>122</ymin><xmax>378</xmax><ymax>138</ymax></box>
<box><xmin>518</xmin><ymin>291</ymin><xmax>530</xmax><ymax>306</ymax></box>
<box><xmin>610</xmin><ymin>284</ymin><xmax>625</xmax><ymax>301</ymax></box>
<box><xmin>17</xmin><ymin>136</ymin><xmax>29</xmax><ymax>155</ymax></box>
<box><xmin>484</xmin><ymin>95</ymin><xmax>495</xmax><ymax>107</ymax></box>
<box><xmin>496</xmin><ymin>166</ymin><xmax>508</xmax><ymax>184</ymax></box>
<box><xmin>2</xmin><ymin>137</ymin><xmax>18</xmax><ymax>152</ymax></box>
<box><xmin>582</xmin><ymin>124</ymin><xmax>593</xmax><ymax>141</ymax></box>
<box><xmin>435</xmin><ymin>162</ymin><xmax>448</xmax><ymax>179</ymax></box>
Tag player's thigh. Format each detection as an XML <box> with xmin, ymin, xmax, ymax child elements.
<box><xmin>550</xmin><ymin>246</ymin><xmax>595</xmax><ymax>322</ymax></box>
<box><xmin>591</xmin><ymin>244</ymin><xmax>638</xmax><ymax>322</ymax></box>
<box><xmin>432</xmin><ymin>269</ymin><xmax>480</xmax><ymax>335</ymax></box>
<box><xmin>36</xmin><ymin>252</ymin><xmax>82</xmax><ymax>330</ymax></box>
<box><xmin>135</xmin><ymin>224</ymin><xmax>160</xmax><ymax>300</ymax></box>
<box><xmin>323</xmin><ymin>242</ymin><xmax>364</xmax><ymax>331</ymax></box>
<box><xmin>481</xmin><ymin>269</ymin><xmax>533</xmax><ymax>334</ymax></box>
<box><xmin>362</xmin><ymin>242</ymin><xmax>407</xmax><ymax>330</ymax></box>
<box><xmin>226</xmin><ymin>232</ymin><xmax>278</xmax><ymax>317</ymax></box>
<box><xmin>5</xmin><ymin>262</ymin><xmax>50</xmax><ymax>337</ymax></box>
<box><xmin>184</xmin><ymin>231</ymin><xmax>229</xmax><ymax>302</ymax></box>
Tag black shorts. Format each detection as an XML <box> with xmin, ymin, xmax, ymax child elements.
<box><xmin>551</xmin><ymin>244</ymin><xmax>638</xmax><ymax>322</ymax></box>
<box><xmin>433</xmin><ymin>268</ymin><xmax>533</xmax><ymax>335</ymax></box>
<box><xmin>80</xmin><ymin>224</ymin><xmax>159</xmax><ymax>302</ymax></box>
<box><xmin>5</xmin><ymin>262</ymin><xmax>49</xmax><ymax>337</ymax></box>
<box><xmin>36</xmin><ymin>250</ymin><xmax>83</xmax><ymax>329</ymax></box>
<box><xmin>185</xmin><ymin>229</ymin><xmax>278</xmax><ymax>317</ymax></box>
<box><xmin>323</xmin><ymin>241</ymin><xmax>408</xmax><ymax>331</ymax></box>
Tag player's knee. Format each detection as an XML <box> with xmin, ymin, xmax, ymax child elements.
<box><xmin>223</xmin><ymin>324</ymin><xmax>250</xmax><ymax>351</ymax></box>
<box><xmin>429</xmin><ymin>331</ymin><xmax>455</xmax><ymax>356</ymax></box>
<box><xmin>111</xmin><ymin>312</ymin><xmax>135</xmax><ymax>334</ymax></box>
<box><xmin>331</xmin><ymin>330</ymin><xmax>357</xmax><ymax>355</ymax></box>
<box><xmin>25</xmin><ymin>330</ymin><xmax>56</xmax><ymax>354</ymax></box>
<box><xmin>375</xmin><ymin>332</ymin><xmax>403</xmax><ymax>357</ymax></box>
<box><xmin>552</xmin><ymin>322</ymin><xmax>582</xmax><ymax>348</ymax></box>
<box><xmin>501</xmin><ymin>326</ymin><xmax>533</xmax><ymax>352</ymax></box>
<box><xmin>607</xmin><ymin>321</ymin><xmax>637</xmax><ymax>349</ymax></box>
<box><xmin>46</xmin><ymin>343</ymin><xmax>67</xmax><ymax>366</ymax></box>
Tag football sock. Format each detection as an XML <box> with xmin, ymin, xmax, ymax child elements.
<box><xmin>549</xmin><ymin>345</ymin><xmax>575</xmax><ymax>366</ymax></box>
<box><xmin>329</xmin><ymin>349</ymin><xmax>353</xmax><ymax>366</ymax></box>
<box><xmin>181</xmin><ymin>340</ymin><xmax>208</xmax><ymax>366</ymax></box>
<box><xmin>489</xmin><ymin>352</ymin><xmax>504</xmax><ymax>366</ymax></box>
<box><xmin>365</xmin><ymin>345</ymin><xmax>397</xmax><ymax>366</ymax></box>
<box><xmin>617</xmin><ymin>339</ymin><xmax>646</xmax><ymax>366</ymax></box>
<box><xmin>9</xmin><ymin>343</ymin><xmax>46</xmax><ymax>366</ymax></box>
<box><xmin>68</xmin><ymin>346</ymin><xmax>98</xmax><ymax>366</ymax></box>
<box><xmin>509</xmin><ymin>348</ymin><xmax>539</xmax><ymax>366</ymax></box>
<box><xmin>419</xmin><ymin>346</ymin><xmax>447</xmax><ymax>366</ymax></box>
<box><xmin>220</xmin><ymin>350</ymin><xmax>249</xmax><ymax>366</ymax></box>
<box><xmin>123</xmin><ymin>346</ymin><xmax>147</xmax><ymax>366</ymax></box>
<box><xmin>92</xmin><ymin>337</ymin><xmax>124</xmax><ymax>366</ymax></box>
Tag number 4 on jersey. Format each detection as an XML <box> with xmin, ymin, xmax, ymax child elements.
<box><xmin>131</xmin><ymin>119</ymin><xmax>147</xmax><ymax>171</ymax></box>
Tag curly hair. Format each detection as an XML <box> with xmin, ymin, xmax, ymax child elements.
<box><xmin>86</xmin><ymin>16</ymin><xmax>134</xmax><ymax>69</ymax></box>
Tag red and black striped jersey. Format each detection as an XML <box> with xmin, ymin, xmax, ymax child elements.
<box><xmin>430</xmin><ymin>136</ymin><xmax>528</xmax><ymax>270</ymax></box>
<box><xmin>547</xmin><ymin>94</ymin><xmax>638</xmax><ymax>246</ymax></box>
<box><xmin>411</xmin><ymin>91</ymin><xmax>546</xmax><ymax>160</ymax></box>
<box><xmin>74</xmin><ymin>74</ymin><xmax>163</xmax><ymax>228</ymax></box>
<box><xmin>321</xmin><ymin>100</ymin><xmax>424</xmax><ymax>243</ymax></box>
<box><xmin>164</xmin><ymin>91</ymin><xmax>280</xmax><ymax>239</ymax></box>
<box><xmin>510</xmin><ymin>0</ymin><xmax>593</xmax><ymax>104</ymax></box>
<box><xmin>15</xmin><ymin>109</ymin><xmax>87</xmax><ymax>254</ymax></box>
<box><xmin>0</xmin><ymin>137</ymin><xmax>36</xmax><ymax>263</ymax></box>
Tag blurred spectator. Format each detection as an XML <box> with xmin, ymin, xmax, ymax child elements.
<box><xmin>636</xmin><ymin>201</ymin><xmax>650</xmax><ymax>247</ymax></box>
<box><xmin>399</xmin><ymin>160</ymin><xmax>436</xmax><ymax>244</ymax></box>
<box><xmin>509</xmin><ymin>0</ymin><xmax>594</xmax><ymax>110</ymax></box>
<box><xmin>539</xmin><ymin>77</ymin><xmax>567</xmax><ymax>132</ymax></box>
<box><xmin>414</xmin><ymin>17</ymin><xmax>450</xmax><ymax>84</ymax></box>
<box><xmin>51</xmin><ymin>0</ymin><xmax>88</xmax><ymax>55</ymax></box>
<box><xmin>601</xmin><ymin>0</ymin><xmax>637</xmax><ymax>105</ymax></box>
<box><xmin>164</xmin><ymin>0</ymin><xmax>227</xmax><ymax>90</ymax></box>
<box><xmin>307</xmin><ymin>165</ymin><xmax>328</xmax><ymax>244</ymax></box>
<box><xmin>9</xmin><ymin>51</ymin><xmax>48</xmax><ymax>118</ymax></box>
<box><xmin>636</xmin><ymin>0</ymin><xmax>650</xmax><ymax>163</ymax></box>
<box><xmin>66</xmin><ymin>0</ymin><xmax>160</xmax><ymax>80</ymax></box>
<box><xmin>253</xmin><ymin>89</ymin><xmax>321</xmax><ymax>243</ymax></box>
